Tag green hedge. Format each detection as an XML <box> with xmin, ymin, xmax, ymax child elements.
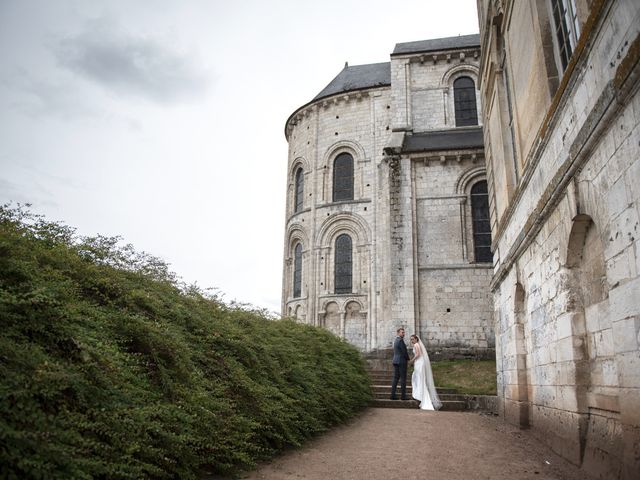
<box><xmin>0</xmin><ymin>206</ymin><xmax>371</xmax><ymax>479</ymax></box>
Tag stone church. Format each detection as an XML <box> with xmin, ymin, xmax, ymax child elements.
<box><xmin>281</xmin><ymin>34</ymin><xmax>495</xmax><ymax>359</ymax></box>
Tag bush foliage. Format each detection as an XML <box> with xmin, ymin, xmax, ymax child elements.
<box><xmin>0</xmin><ymin>205</ymin><xmax>371</xmax><ymax>479</ymax></box>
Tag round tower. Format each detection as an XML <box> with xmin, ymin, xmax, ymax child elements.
<box><xmin>282</xmin><ymin>61</ymin><xmax>392</xmax><ymax>351</ymax></box>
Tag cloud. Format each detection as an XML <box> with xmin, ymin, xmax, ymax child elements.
<box><xmin>53</xmin><ymin>18</ymin><xmax>212</xmax><ymax>104</ymax></box>
<box><xmin>2</xmin><ymin>68</ymin><xmax>98</xmax><ymax>119</ymax></box>
<box><xmin>0</xmin><ymin>176</ymin><xmax>58</xmax><ymax>208</ymax></box>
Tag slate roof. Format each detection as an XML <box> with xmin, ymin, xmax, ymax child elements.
<box><xmin>313</xmin><ymin>62</ymin><xmax>391</xmax><ymax>101</ymax></box>
<box><xmin>402</xmin><ymin>127</ymin><xmax>484</xmax><ymax>153</ymax></box>
<box><xmin>392</xmin><ymin>34</ymin><xmax>480</xmax><ymax>56</ymax></box>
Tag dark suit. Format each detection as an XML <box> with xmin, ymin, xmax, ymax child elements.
<box><xmin>390</xmin><ymin>336</ymin><xmax>409</xmax><ymax>399</ymax></box>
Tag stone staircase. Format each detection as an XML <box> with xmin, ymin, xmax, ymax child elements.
<box><xmin>368</xmin><ymin>368</ymin><xmax>496</xmax><ymax>412</ymax></box>
<box><xmin>368</xmin><ymin>368</ymin><xmax>464</xmax><ymax>410</ymax></box>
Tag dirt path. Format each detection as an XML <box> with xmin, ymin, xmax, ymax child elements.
<box><xmin>237</xmin><ymin>409</ymin><xmax>585</xmax><ymax>480</ymax></box>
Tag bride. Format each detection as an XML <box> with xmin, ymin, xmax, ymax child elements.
<box><xmin>409</xmin><ymin>334</ymin><xmax>441</xmax><ymax>410</ymax></box>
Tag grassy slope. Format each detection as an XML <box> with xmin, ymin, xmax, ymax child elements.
<box><xmin>0</xmin><ymin>207</ymin><xmax>371</xmax><ymax>479</ymax></box>
<box><xmin>432</xmin><ymin>360</ymin><xmax>497</xmax><ymax>395</ymax></box>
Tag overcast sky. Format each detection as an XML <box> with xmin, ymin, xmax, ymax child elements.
<box><xmin>0</xmin><ymin>0</ymin><xmax>480</xmax><ymax>313</ymax></box>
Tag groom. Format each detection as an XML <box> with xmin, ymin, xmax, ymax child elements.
<box><xmin>390</xmin><ymin>327</ymin><xmax>409</xmax><ymax>400</ymax></box>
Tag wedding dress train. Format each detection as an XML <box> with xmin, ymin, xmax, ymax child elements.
<box><xmin>411</xmin><ymin>339</ymin><xmax>442</xmax><ymax>410</ymax></box>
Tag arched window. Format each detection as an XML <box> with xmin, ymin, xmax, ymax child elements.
<box><xmin>334</xmin><ymin>234</ymin><xmax>352</xmax><ymax>294</ymax></box>
<box><xmin>332</xmin><ymin>153</ymin><xmax>354</xmax><ymax>202</ymax></box>
<box><xmin>293</xmin><ymin>243</ymin><xmax>302</xmax><ymax>298</ymax></box>
<box><xmin>471</xmin><ymin>181</ymin><xmax>492</xmax><ymax>263</ymax></box>
<box><xmin>294</xmin><ymin>168</ymin><xmax>304</xmax><ymax>213</ymax></box>
<box><xmin>454</xmin><ymin>76</ymin><xmax>478</xmax><ymax>127</ymax></box>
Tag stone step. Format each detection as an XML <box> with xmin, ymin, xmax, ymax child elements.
<box><xmin>370</xmin><ymin>385</ymin><xmax>458</xmax><ymax>395</ymax></box>
<box><xmin>370</xmin><ymin>399</ymin><xmax>419</xmax><ymax>409</ymax></box>
<box><xmin>371</xmin><ymin>392</ymin><xmax>467</xmax><ymax>401</ymax></box>
<box><xmin>368</xmin><ymin>367</ymin><xmax>499</xmax><ymax>411</ymax></box>
<box><xmin>369</xmin><ymin>399</ymin><xmax>468</xmax><ymax>411</ymax></box>
<box><xmin>439</xmin><ymin>400</ymin><xmax>467</xmax><ymax>411</ymax></box>
<box><xmin>368</xmin><ymin>374</ymin><xmax>419</xmax><ymax>381</ymax></box>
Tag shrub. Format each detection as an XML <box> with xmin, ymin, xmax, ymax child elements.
<box><xmin>0</xmin><ymin>205</ymin><xmax>371</xmax><ymax>479</ymax></box>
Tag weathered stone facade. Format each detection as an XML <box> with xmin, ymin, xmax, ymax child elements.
<box><xmin>478</xmin><ymin>0</ymin><xmax>640</xmax><ymax>477</ymax></box>
<box><xmin>282</xmin><ymin>35</ymin><xmax>494</xmax><ymax>358</ymax></box>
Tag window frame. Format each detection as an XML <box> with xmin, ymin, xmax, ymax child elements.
<box><xmin>294</xmin><ymin>167</ymin><xmax>304</xmax><ymax>213</ymax></box>
<box><xmin>293</xmin><ymin>243</ymin><xmax>302</xmax><ymax>298</ymax></box>
<box><xmin>334</xmin><ymin>233</ymin><xmax>353</xmax><ymax>294</ymax></box>
<box><xmin>549</xmin><ymin>0</ymin><xmax>581</xmax><ymax>74</ymax></box>
<box><xmin>332</xmin><ymin>152</ymin><xmax>354</xmax><ymax>202</ymax></box>
<box><xmin>470</xmin><ymin>180</ymin><xmax>493</xmax><ymax>263</ymax></box>
<box><xmin>453</xmin><ymin>76</ymin><xmax>479</xmax><ymax>127</ymax></box>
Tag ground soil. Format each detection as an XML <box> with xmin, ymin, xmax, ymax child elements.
<box><xmin>234</xmin><ymin>408</ymin><xmax>586</xmax><ymax>480</ymax></box>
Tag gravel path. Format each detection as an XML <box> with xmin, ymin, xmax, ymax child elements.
<box><xmin>236</xmin><ymin>408</ymin><xmax>585</xmax><ymax>480</ymax></box>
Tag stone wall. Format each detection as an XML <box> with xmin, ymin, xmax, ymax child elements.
<box><xmin>413</xmin><ymin>159</ymin><xmax>494</xmax><ymax>356</ymax></box>
<box><xmin>479</xmin><ymin>0</ymin><xmax>640</xmax><ymax>477</ymax></box>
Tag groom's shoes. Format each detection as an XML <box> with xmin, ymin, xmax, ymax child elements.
<box><xmin>390</xmin><ymin>396</ymin><xmax>398</xmax><ymax>400</ymax></box>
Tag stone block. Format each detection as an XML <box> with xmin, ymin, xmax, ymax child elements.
<box><xmin>585</xmin><ymin>303</ymin><xmax>601</xmax><ymax>333</ymax></box>
<box><xmin>588</xmin><ymin>392</ymin><xmax>621</xmax><ymax>412</ymax></box>
<box><xmin>595</xmin><ymin>328</ymin><xmax>615</xmax><ymax>358</ymax></box>
<box><xmin>556</xmin><ymin>312</ymin><xmax>574</xmax><ymax>339</ymax></box>
<box><xmin>609</xmin><ymin>276</ymin><xmax>640</xmax><ymax>322</ymax></box>
<box><xmin>558</xmin><ymin>385</ymin><xmax>579</xmax><ymax>411</ymax></box>
<box><xmin>532</xmin><ymin>384</ymin><xmax>556</xmax><ymax>407</ymax></box>
<box><xmin>605</xmin><ymin>206</ymin><xmax>639</xmax><ymax>260</ymax></box>
<box><xmin>601</xmin><ymin>358</ymin><xmax>620</xmax><ymax>387</ymax></box>
<box><xmin>612</xmin><ymin>315</ymin><xmax>640</xmax><ymax>354</ymax></box>
<box><xmin>557</xmin><ymin>335</ymin><xmax>585</xmax><ymax>362</ymax></box>
<box><xmin>530</xmin><ymin>405</ymin><xmax>585</xmax><ymax>466</ymax></box>
<box><xmin>621</xmin><ymin>423</ymin><xmax>640</xmax><ymax>480</ymax></box>
<box><xmin>607</xmin><ymin>175</ymin><xmax>631</xmax><ymax>218</ymax></box>
<box><xmin>618</xmin><ymin>388</ymin><xmax>640</xmax><ymax>428</ymax></box>
<box><xmin>626</xmin><ymin>156</ymin><xmax>640</xmax><ymax>204</ymax></box>
<box><xmin>557</xmin><ymin>359</ymin><xmax>577</xmax><ymax>385</ymax></box>
<box><xmin>607</xmin><ymin>249</ymin><xmax>637</xmax><ymax>287</ymax></box>
<box><xmin>504</xmin><ymin>398</ymin><xmax>530</xmax><ymax>428</ymax></box>
<box><xmin>617</xmin><ymin>351</ymin><xmax>640</xmax><ymax>389</ymax></box>
<box><xmin>582</xmin><ymin>411</ymin><xmax>624</xmax><ymax>479</ymax></box>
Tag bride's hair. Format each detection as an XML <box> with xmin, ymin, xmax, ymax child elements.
<box><xmin>410</xmin><ymin>334</ymin><xmax>419</xmax><ymax>341</ymax></box>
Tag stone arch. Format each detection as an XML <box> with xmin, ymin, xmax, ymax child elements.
<box><xmin>288</xmin><ymin>157</ymin><xmax>311</xmax><ymax>215</ymax></box>
<box><xmin>562</xmin><ymin>214</ymin><xmax>616</xmax><ymax>466</ymax></box>
<box><xmin>343</xmin><ymin>297</ymin><xmax>364</xmax><ymax>311</ymax></box>
<box><xmin>455</xmin><ymin>165</ymin><xmax>486</xmax><ymax>195</ymax></box>
<box><xmin>288</xmin><ymin>156</ymin><xmax>311</xmax><ymax>178</ymax></box>
<box><xmin>286</xmin><ymin>223</ymin><xmax>310</xmax><ymax>256</ymax></box>
<box><xmin>441</xmin><ymin>64</ymin><xmax>481</xmax><ymax>127</ymax></box>
<box><xmin>320</xmin><ymin>301</ymin><xmax>341</xmax><ymax>337</ymax></box>
<box><xmin>455</xmin><ymin>167</ymin><xmax>490</xmax><ymax>263</ymax></box>
<box><xmin>321</xmin><ymin>140</ymin><xmax>367</xmax><ymax>169</ymax></box>
<box><xmin>316</xmin><ymin>213</ymin><xmax>371</xmax><ymax>295</ymax></box>
<box><xmin>320</xmin><ymin>140</ymin><xmax>367</xmax><ymax>203</ymax></box>
<box><xmin>316</xmin><ymin>212</ymin><xmax>371</xmax><ymax>248</ymax></box>
<box><xmin>293</xmin><ymin>303</ymin><xmax>306</xmax><ymax>323</ymax></box>
<box><xmin>285</xmin><ymin>224</ymin><xmax>310</xmax><ymax>303</ymax></box>
<box><xmin>441</xmin><ymin>64</ymin><xmax>480</xmax><ymax>88</ymax></box>
<box><xmin>513</xmin><ymin>282</ymin><xmax>530</xmax><ymax>428</ymax></box>
<box><xmin>563</xmin><ymin>214</ymin><xmax>608</xmax><ymax>306</ymax></box>
<box><xmin>320</xmin><ymin>298</ymin><xmax>342</xmax><ymax>313</ymax></box>
<box><xmin>344</xmin><ymin>299</ymin><xmax>367</xmax><ymax>350</ymax></box>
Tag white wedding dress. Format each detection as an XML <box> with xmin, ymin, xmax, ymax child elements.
<box><xmin>411</xmin><ymin>339</ymin><xmax>442</xmax><ymax>410</ymax></box>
